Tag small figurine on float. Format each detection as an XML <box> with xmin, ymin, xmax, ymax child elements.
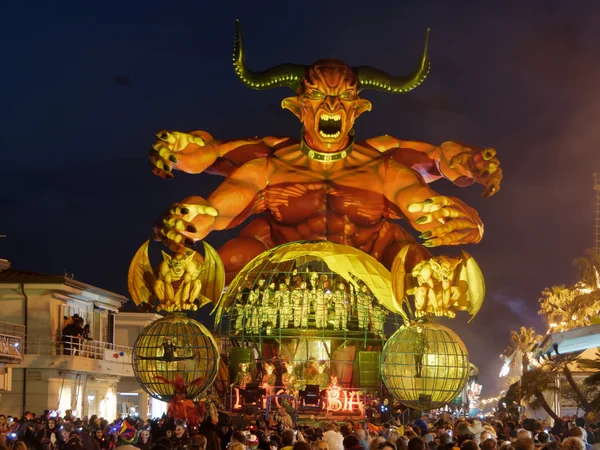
<box><xmin>248</xmin><ymin>285</ymin><xmax>262</xmax><ymax>334</ymax></box>
<box><xmin>231</xmin><ymin>362</ymin><xmax>253</xmax><ymax>389</ymax></box>
<box><xmin>309</xmin><ymin>361</ymin><xmax>330</xmax><ymax>389</ymax></box>
<box><xmin>282</xmin><ymin>362</ymin><xmax>297</xmax><ymax>395</ymax></box>
<box><xmin>233</xmin><ymin>292</ymin><xmax>244</xmax><ymax>333</ymax></box>
<box><xmin>265</xmin><ymin>281</ymin><xmax>278</xmax><ymax>335</ymax></box>
<box><xmin>313</xmin><ymin>284</ymin><xmax>328</xmax><ymax>328</ymax></box>
<box><xmin>262</xmin><ymin>362</ymin><xmax>276</xmax><ymax>396</ymax></box>
<box><xmin>291</xmin><ymin>281</ymin><xmax>306</xmax><ymax>327</ymax></box>
<box><xmin>277</xmin><ymin>281</ymin><xmax>292</xmax><ymax>328</ymax></box>
<box><xmin>372</xmin><ymin>301</ymin><xmax>386</xmax><ymax>337</ymax></box>
<box><xmin>308</xmin><ymin>266</ymin><xmax>319</xmax><ymax>289</ymax></box>
<box><xmin>356</xmin><ymin>284</ymin><xmax>373</xmax><ymax>331</ymax></box>
<box><xmin>332</xmin><ymin>282</ymin><xmax>348</xmax><ymax>330</ymax></box>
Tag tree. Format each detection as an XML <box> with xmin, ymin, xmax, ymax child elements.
<box><xmin>548</xmin><ymin>354</ymin><xmax>592</xmax><ymax>413</ymax></box>
<box><xmin>519</xmin><ymin>366</ymin><xmax>561</xmax><ymax>423</ymax></box>
<box><xmin>502</xmin><ymin>326</ymin><xmax>540</xmax><ymax>371</ymax></box>
<box><xmin>579</xmin><ymin>351</ymin><xmax>600</xmax><ymax>412</ymax></box>
<box><xmin>573</xmin><ymin>248</ymin><xmax>600</xmax><ymax>289</ymax></box>
<box><xmin>538</xmin><ymin>249</ymin><xmax>600</xmax><ymax>333</ymax></box>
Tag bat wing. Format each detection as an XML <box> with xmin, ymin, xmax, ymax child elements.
<box><xmin>127</xmin><ymin>241</ymin><xmax>156</xmax><ymax>305</ymax></box>
<box><xmin>197</xmin><ymin>241</ymin><xmax>225</xmax><ymax>305</ymax></box>
<box><xmin>458</xmin><ymin>250</ymin><xmax>486</xmax><ymax>322</ymax></box>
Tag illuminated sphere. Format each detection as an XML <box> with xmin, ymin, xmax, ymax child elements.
<box><xmin>132</xmin><ymin>313</ymin><xmax>220</xmax><ymax>401</ymax></box>
<box><xmin>381</xmin><ymin>322</ymin><xmax>469</xmax><ymax>410</ymax></box>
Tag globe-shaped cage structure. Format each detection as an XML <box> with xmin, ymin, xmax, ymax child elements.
<box><xmin>381</xmin><ymin>322</ymin><xmax>469</xmax><ymax>410</ymax></box>
<box><xmin>213</xmin><ymin>241</ymin><xmax>407</xmax><ymax>390</ymax></box>
<box><xmin>214</xmin><ymin>241</ymin><xmax>406</xmax><ymax>341</ymax></box>
<box><xmin>133</xmin><ymin>314</ymin><xmax>220</xmax><ymax>402</ymax></box>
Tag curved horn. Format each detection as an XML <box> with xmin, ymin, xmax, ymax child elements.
<box><xmin>356</xmin><ymin>28</ymin><xmax>430</xmax><ymax>93</ymax></box>
<box><xmin>233</xmin><ymin>19</ymin><xmax>306</xmax><ymax>91</ymax></box>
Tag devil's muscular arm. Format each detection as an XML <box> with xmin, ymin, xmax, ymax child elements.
<box><xmin>366</xmin><ymin>135</ymin><xmax>502</xmax><ymax>198</ymax></box>
<box><xmin>150</xmin><ymin>130</ymin><xmax>292</xmax><ymax>178</ymax></box>
<box><xmin>383</xmin><ymin>159</ymin><xmax>483</xmax><ymax>247</ymax></box>
<box><xmin>156</xmin><ymin>157</ymin><xmax>274</xmax><ymax>251</ymax></box>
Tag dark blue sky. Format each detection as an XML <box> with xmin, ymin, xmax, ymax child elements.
<box><xmin>2</xmin><ymin>1</ymin><xmax>600</xmax><ymax>395</ymax></box>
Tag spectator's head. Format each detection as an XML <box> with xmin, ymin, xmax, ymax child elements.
<box><xmin>355</xmin><ymin>430</ymin><xmax>366</xmax><ymax>441</ymax></box>
<box><xmin>295</xmin><ymin>443</ymin><xmax>312</xmax><ymax>450</ymax></box>
<box><xmin>574</xmin><ymin>418</ymin><xmax>585</xmax><ymax>429</ymax></box>
<box><xmin>541</xmin><ymin>443</ymin><xmax>561</xmax><ymax>450</ymax></box>
<box><xmin>191</xmin><ymin>434</ymin><xmax>207</xmax><ymax>450</ymax></box>
<box><xmin>408</xmin><ymin>437</ymin><xmax>426</xmax><ymax>450</ymax></box>
<box><xmin>460</xmin><ymin>440</ymin><xmax>478</xmax><ymax>450</ymax></box>
<box><xmin>537</xmin><ymin>432</ymin><xmax>550</xmax><ymax>444</ymax></box>
<box><xmin>513</xmin><ymin>438</ymin><xmax>534</xmax><ymax>450</ymax></box>
<box><xmin>341</xmin><ymin>426</ymin><xmax>352</xmax><ymax>438</ymax></box>
<box><xmin>344</xmin><ymin>436</ymin><xmax>361</xmax><ymax>449</ymax></box>
<box><xmin>562</xmin><ymin>437</ymin><xmax>585</xmax><ymax>450</ymax></box>
<box><xmin>439</xmin><ymin>433</ymin><xmax>452</xmax><ymax>446</ymax></box>
<box><xmin>516</xmin><ymin>430</ymin><xmax>532</xmax><ymax>441</ymax></box>
<box><xmin>567</xmin><ymin>427</ymin><xmax>584</xmax><ymax>440</ymax></box>
<box><xmin>482</xmin><ymin>439</ymin><xmax>497</xmax><ymax>450</ymax></box>
<box><xmin>318</xmin><ymin>441</ymin><xmax>330</xmax><ymax>450</ymax></box>
<box><xmin>282</xmin><ymin>429</ymin><xmax>296</xmax><ymax>447</ymax></box>
<box><xmin>378</xmin><ymin>442</ymin><xmax>397</xmax><ymax>450</ymax></box>
<box><xmin>231</xmin><ymin>431</ymin><xmax>247</xmax><ymax>445</ymax></box>
<box><xmin>480</xmin><ymin>432</ymin><xmax>493</xmax><ymax>443</ymax></box>
<box><xmin>398</xmin><ymin>436</ymin><xmax>409</xmax><ymax>450</ymax></box>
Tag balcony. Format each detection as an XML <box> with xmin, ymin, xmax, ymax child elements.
<box><xmin>19</xmin><ymin>335</ymin><xmax>133</xmax><ymax>377</ymax></box>
<box><xmin>0</xmin><ymin>321</ymin><xmax>25</xmax><ymax>364</ymax></box>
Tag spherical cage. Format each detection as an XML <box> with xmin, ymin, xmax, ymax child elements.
<box><xmin>133</xmin><ymin>313</ymin><xmax>220</xmax><ymax>401</ymax></box>
<box><xmin>381</xmin><ymin>322</ymin><xmax>469</xmax><ymax>410</ymax></box>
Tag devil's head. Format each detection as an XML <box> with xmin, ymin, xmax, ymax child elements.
<box><xmin>233</xmin><ymin>20</ymin><xmax>430</xmax><ymax>153</ymax></box>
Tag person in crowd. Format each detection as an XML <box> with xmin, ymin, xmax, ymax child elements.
<box><xmin>562</xmin><ymin>438</ymin><xmax>586</xmax><ymax>450</ymax></box>
<box><xmin>482</xmin><ymin>439</ymin><xmax>498</xmax><ymax>450</ymax></box>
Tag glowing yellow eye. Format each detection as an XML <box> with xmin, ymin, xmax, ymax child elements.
<box><xmin>310</xmin><ymin>90</ymin><xmax>325</xmax><ymax>99</ymax></box>
<box><xmin>339</xmin><ymin>91</ymin><xmax>353</xmax><ymax>99</ymax></box>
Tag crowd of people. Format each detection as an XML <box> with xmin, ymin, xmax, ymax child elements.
<box><xmin>1</xmin><ymin>408</ymin><xmax>600</xmax><ymax>450</ymax></box>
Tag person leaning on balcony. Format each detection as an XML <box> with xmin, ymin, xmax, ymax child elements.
<box><xmin>62</xmin><ymin>314</ymin><xmax>83</xmax><ymax>355</ymax></box>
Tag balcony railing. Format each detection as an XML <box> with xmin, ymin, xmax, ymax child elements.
<box><xmin>24</xmin><ymin>335</ymin><xmax>132</xmax><ymax>364</ymax></box>
<box><xmin>0</xmin><ymin>321</ymin><xmax>25</xmax><ymax>362</ymax></box>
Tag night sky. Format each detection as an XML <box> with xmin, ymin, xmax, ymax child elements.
<box><xmin>2</xmin><ymin>1</ymin><xmax>600</xmax><ymax>397</ymax></box>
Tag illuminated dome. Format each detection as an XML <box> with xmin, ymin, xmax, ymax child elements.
<box><xmin>214</xmin><ymin>241</ymin><xmax>404</xmax><ymax>339</ymax></box>
<box><xmin>381</xmin><ymin>322</ymin><xmax>469</xmax><ymax>410</ymax></box>
<box><xmin>132</xmin><ymin>313</ymin><xmax>220</xmax><ymax>401</ymax></box>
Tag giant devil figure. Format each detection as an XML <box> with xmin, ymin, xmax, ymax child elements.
<box><xmin>149</xmin><ymin>21</ymin><xmax>502</xmax><ymax>282</ymax></box>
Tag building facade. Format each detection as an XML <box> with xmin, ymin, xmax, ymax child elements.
<box><xmin>0</xmin><ymin>265</ymin><xmax>131</xmax><ymax>418</ymax></box>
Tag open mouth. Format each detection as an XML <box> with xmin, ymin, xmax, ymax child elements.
<box><xmin>318</xmin><ymin>113</ymin><xmax>342</xmax><ymax>139</ymax></box>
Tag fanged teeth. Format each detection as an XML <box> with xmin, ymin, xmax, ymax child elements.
<box><xmin>321</xmin><ymin>113</ymin><xmax>341</xmax><ymax>121</ymax></box>
<box><xmin>319</xmin><ymin>130</ymin><xmax>341</xmax><ymax>138</ymax></box>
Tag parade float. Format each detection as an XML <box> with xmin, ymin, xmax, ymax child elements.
<box><xmin>128</xmin><ymin>19</ymin><xmax>502</xmax><ymax>419</ymax></box>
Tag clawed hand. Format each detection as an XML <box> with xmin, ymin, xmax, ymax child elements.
<box><xmin>153</xmin><ymin>200</ymin><xmax>218</xmax><ymax>252</ymax></box>
<box><xmin>407</xmin><ymin>196</ymin><xmax>483</xmax><ymax>247</ymax></box>
<box><xmin>149</xmin><ymin>130</ymin><xmax>206</xmax><ymax>179</ymax></box>
<box><xmin>450</xmin><ymin>147</ymin><xmax>502</xmax><ymax>197</ymax></box>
